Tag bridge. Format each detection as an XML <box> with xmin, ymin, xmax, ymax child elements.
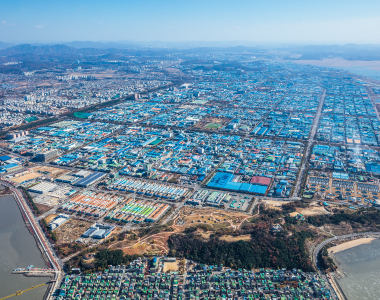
<box><xmin>0</xmin><ymin>283</ymin><xmax>46</xmax><ymax>300</ymax></box>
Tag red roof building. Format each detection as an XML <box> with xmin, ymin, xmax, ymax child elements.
<box><xmin>250</xmin><ymin>176</ymin><xmax>272</xmax><ymax>186</ymax></box>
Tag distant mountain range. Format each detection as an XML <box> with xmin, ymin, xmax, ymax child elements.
<box><xmin>0</xmin><ymin>41</ymin><xmax>13</xmax><ymax>50</ymax></box>
<box><xmin>61</xmin><ymin>41</ymin><xmax>141</xmax><ymax>49</ymax></box>
<box><xmin>0</xmin><ymin>44</ymin><xmax>106</xmax><ymax>56</ymax></box>
<box><xmin>0</xmin><ymin>42</ymin><xmax>380</xmax><ymax>60</ymax></box>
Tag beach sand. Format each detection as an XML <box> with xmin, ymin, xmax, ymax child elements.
<box><xmin>329</xmin><ymin>238</ymin><xmax>376</xmax><ymax>253</ymax></box>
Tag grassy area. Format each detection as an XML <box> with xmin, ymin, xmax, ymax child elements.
<box><xmin>205</xmin><ymin>123</ymin><xmax>222</xmax><ymax>129</ymax></box>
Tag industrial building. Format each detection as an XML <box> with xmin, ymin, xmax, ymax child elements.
<box><xmin>82</xmin><ymin>223</ymin><xmax>115</xmax><ymax>239</ymax></box>
<box><xmin>60</xmin><ymin>190</ymin><xmax>121</xmax><ymax>218</ymax></box>
<box><xmin>55</xmin><ymin>174</ymin><xmax>79</xmax><ymax>184</ymax></box>
<box><xmin>105</xmin><ymin>198</ymin><xmax>170</xmax><ymax>223</ymax></box>
<box><xmin>207</xmin><ymin>172</ymin><xmax>268</xmax><ymax>195</ymax></box>
<box><xmin>28</xmin><ymin>181</ymin><xmax>57</xmax><ymax>194</ymax></box>
<box><xmin>35</xmin><ymin>148</ymin><xmax>60</xmax><ymax>162</ymax></box>
<box><xmin>49</xmin><ymin>214</ymin><xmax>70</xmax><ymax>230</ymax></box>
<box><xmin>74</xmin><ymin>172</ymin><xmax>106</xmax><ymax>187</ymax></box>
<box><xmin>0</xmin><ymin>163</ymin><xmax>22</xmax><ymax>173</ymax></box>
<box><xmin>109</xmin><ymin>177</ymin><xmax>189</xmax><ymax>200</ymax></box>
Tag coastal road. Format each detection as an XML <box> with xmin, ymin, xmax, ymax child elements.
<box><xmin>0</xmin><ymin>179</ymin><xmax>62</xmax><ymax>300</ymax></box>
<box><xmin>313</xmin><ymin>231</ymin><xmax>380</xmax><ymax>300</ymax></box>
<box><xmin>313</xmin><ymin>231</ymin><xmax>380</xmax><ymax>269</ymax></box>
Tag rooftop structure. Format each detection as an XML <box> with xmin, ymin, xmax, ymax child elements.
<box><xmin>28</xmin><ymin>181</ymin><xmax>57</xmax><ymax>194</ymax></box>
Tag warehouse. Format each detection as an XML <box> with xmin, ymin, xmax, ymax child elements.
<box><xmin>0</xmin><ymin>163</ymin><xmax>22</xmax><ymax>173</ymax></box>
<box><xmin>55</xmin><ymin>174</ymin><xmax>79</xmax><ymax>184</ymax></box>
<box><xmin>74</xmin><ymin>171</ymin><xmax>106</xmax><ymax>187</ymax></box>
<box><xmin>249</xmin><ymin>176</ymin><xmax>272</xmax><ymax>186</ymax></box>
<box><xmin>49</xmin><ymin>214</ymin><xmax>70</xmax><ymax>230</ymax></box>
<box><xmin>110</xmin><ymin>177</ymin><xmax>189</xmax><ymax>200</ymax></box>
<box><xmin>82</xmin><ymin>223</ymin><xmax>115</xmax><ymax>239</ymax></box>
<box><xmin>105</xmin><ymin>198</ymin><xmax>170</xmax><ymax>223</ymax></box>
<box><xmin>207</xmin><ymin>172</ymin><xmax>268</xmax><ymax>195</ymax></box>
<box><xmin>60</xmin><ymin>190</ymin><xmax>122</xmax><ymax>218</ymax></box>
<box><xmin>74</xmin><ymin>170</ymin><xmax>92</xmax><ymax>178</ymax></box>
<box><xmin>28</xmin><ymin>181</ymin><xmax>57</xmax><ymax>194</ymax></box>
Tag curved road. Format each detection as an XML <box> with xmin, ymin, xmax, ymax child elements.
<box><xmin>313</xmin><ymin>231</ymin><xmax>380</xmax><ymax>269</ymax></box>
<box><xmin>313</xmin><ymin>231</ymin><xmax>380</xmax><ymax>300</ymax></box>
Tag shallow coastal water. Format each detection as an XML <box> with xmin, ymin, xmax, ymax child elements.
<box><xmin>334</xmin><ymin>238</ymin><xmax>380</xmax><ymax>300</ymax></box>
<box><xmin>0</xmin><ymin>194</ymin><xmax>48</xmax><ymax>300</ymax></box>
<box><xmin>334</xmin><ymin>66</ymin><xmax>380</xmax><ymax>80</ymax></box>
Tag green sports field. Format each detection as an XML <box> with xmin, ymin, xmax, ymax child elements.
<box><xmin>205</xmin><ymin>123</ymin><xmax>222</xmax><ymax>129</ymax></box>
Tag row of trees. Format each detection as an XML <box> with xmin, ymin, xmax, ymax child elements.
<box><xmin>20</xmin><ymin>186</ymin><xmax>40</xmax><ymax>215</ymax></box>
<box><xmin>95</xmin><ymin>250</ymin><xmax>140</xmax><ymax>269</ymax></box>
<box><xmin>41</xmin><ymin>218</ymin><xmax>57</xmax><ymax>242</ymax></box>
<box><xmin>307</xmin><ymin>208</ymin><xmax>380</xmax><ymax>227</ymax></box>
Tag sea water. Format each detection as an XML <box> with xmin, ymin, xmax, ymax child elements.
<box><xmin>335</xmin><ymin>238</ymin><xmax>380</xmax><ymax>300</ymax></box>
<box><xmin>0</xmin><ymin>194</ymin><xmax>48</xmax><ymax>299</ymax></box>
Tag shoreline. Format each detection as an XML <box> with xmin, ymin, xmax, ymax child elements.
<box><xmin>328</xmin><ymin>237</ymin><xmax>376</xmax><ymax>254</ymax></box>
<box><xmin>9</xmin><ymin>191</ymin><xmax>52</xmax><ymax>268</ymax></box>
<box><xmin>0</xmin><ymin>193</ymin><xmax>52</xmax><ymax>300</ymax></box>
<box><xmin>2</xmin><ymin>191</ymin><xmax>55</xmax><ymax>300</ymax></box>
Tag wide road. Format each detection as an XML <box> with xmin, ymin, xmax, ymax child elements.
<box><xmin>293</xmin><ymin>89</ymin><xmax>326</xmax><ymax>197</ymax></box>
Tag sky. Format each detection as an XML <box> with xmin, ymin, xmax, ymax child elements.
<box><xmin>1</xmin><ymin>0</ymin><xmax>380</xmax><ymax>44</ymax></box>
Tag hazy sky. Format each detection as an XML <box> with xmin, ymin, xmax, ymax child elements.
<box><xmin>1</xmin><ymin>0</ymin><xmax>380</xmax><ymax>44</ymax></box>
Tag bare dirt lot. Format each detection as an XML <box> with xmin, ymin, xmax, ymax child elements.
<box><xmin>181</xmin><ymin>207</ymin><xmax>249</xmax><ymax>228</ymax></box>
<box><xmin>44</xmin><ymin>214</ymin><xmax>58</xmax><ymax>224</ymax></box>
<box><xmin>219</xmin><ymin>234</ymin><xmax>251</xmax><ymax>242</ymax></box>
<box><xmin>32</xmin><ymin>166</ymin><xmax>71</xmax><ymax>179</ymax></box>
<box><xmin>54</xmin><ymin>218</ymin><xmax>92</xmax><ymax>244</ymax></box>
<box><xmin>12</xmin><ymin>172</ymin><xmax>41</xmax><ymax>183</ymax></box>
<box><xmin>163</xmin><ymin>261</ymin><xmax>179</xmax><ymax>272</ymax></box>
<box><xmin>289</xmin><ymin>205</ymin><xmax>330</xmax><ymax>216</ymax></box>
<box><xmin>36</xmin><ymin>203</ymin><xmax>53</xmax><ymax>215</ymax></box>
<box><xmin>263</xmin><ymin>200</ymin><xmax>293</xmax><ymax>210</ymax></box>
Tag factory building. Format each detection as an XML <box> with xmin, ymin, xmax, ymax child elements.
<box><xmin>28</xmin><ymin>181</ymin><xmax>57</xmax><ymax>194</ymax></box>
<box><xmin>35</xmin><ymin>149</ymin><xmax>60</xmax><ymax>162</ymax></box>
<box><xmin>82</xmin><ymin>223</ymin><xmax>115</xmax><ymax>239</ymax></box>
<box><xmin>74</xmin><ymin>172</ymin><xmax>106</xmax><ymax>187</ymax></box>
<box><xmin>49</xmin><ymin>214</ymin><xmax>70</xmax><ymax>230</ymax></box>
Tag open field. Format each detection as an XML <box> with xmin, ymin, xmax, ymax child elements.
<box><xmin>289</xmin><ymin>205</ymin><xmax>330</xmax><ymax>217</ymax></box>
<box><xmin>34</xmin><ymin>195</ymin><xmax>61</xmax><ymax>206</ymax></box>
<box><xmin>180</xmin><ymin>207</ymin><xmax>249</xmax><ymax>228</ymax></box>
<box><xmin>163</xmin><ymin>261</ymin><xmax>179</xmax><ymax>273</ymax></box>
<box><xmin>193</xmin><ymin>117</ymin><xmax>230</xmax><ymax>131</ymax></box>
<box><xmin>11</xmin><ymin>172</ymin><xmax>41</xmax><ymax>183</ymax></box>
<box><xmin>44</xmin><ymin>213</ymin><xmax>58</xmax><ymax>224</ymax></box>
<box><xmin>116</xmin><ymin>206</ymin><xmax>252</xmax><ymax>257</ymax></box>
<box><xmin>32</xmin><ymin>165</ymin><xmax>71</xmax><ymax>179</ymax></box>
<box><xmin>36</xmin><ymin>203</ymin><xmax>53</xmax><ymax>215</ymax></box>
<box><xmin>263</xmin><ymin>200</ymin><xmax>292</xmax><ymax>210</ymax></box>
<box><xmin>54</xmin><ymin>218</ymin><xmax>92</xmax><ymax>244</ymax></box>
<box><xmin>219</xmin><ymin>234</ymin><xmax>251</xmax><ymax>242</ymax></box>
<box><xmin>205</xmin><ymin>123</ymin><xmax>222</xmax><ymax>129</ymax></box>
